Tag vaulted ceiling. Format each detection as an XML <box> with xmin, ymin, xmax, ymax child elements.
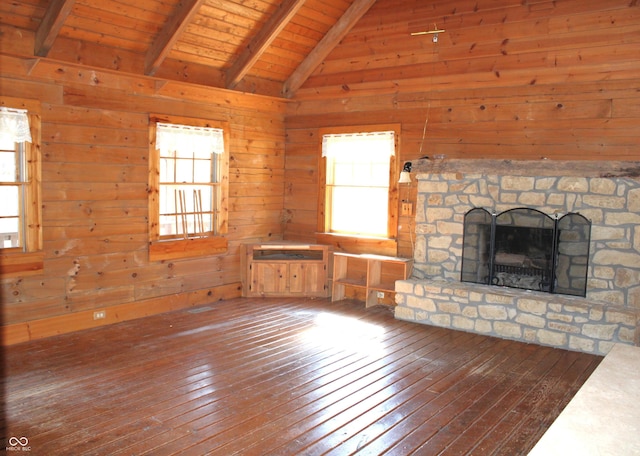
<box><xmin>2</xmin><ymin>1</ymin><xmax>639</xmax><ymax>101</ymax></box>
<box><xmin>1</xmin><ymin>0</ymin><xmax>376</xmax><ymax>98</ymax></box>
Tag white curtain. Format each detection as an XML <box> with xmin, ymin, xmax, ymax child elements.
<box><xmin>0</xmin><ymin>107</ymin><xmax>32</xmax><ymax>144</ymax></box>
<box><xmin>322</xmin><ymin>131</ymin><xmax>395</xmax><ymax>159</ymax></box>
<box><xmin>156</xmin><ymin>122</ymin><xmax>224</xmax><ymax>155</ymax></box>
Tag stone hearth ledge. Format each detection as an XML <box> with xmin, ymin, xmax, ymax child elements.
<box><xmin>394</xmin><ymin>278</ymin><xmax>640</xmax><ymax>356</ymax></box>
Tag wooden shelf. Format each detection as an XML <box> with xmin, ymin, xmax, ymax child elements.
<box><xmin>241</xmin><ymin>242</ymin><xmax>330</xmax><ymax>298</ymax></box>
<box><xmin>332</xmin><ymin>252</ymin><xmax>413</xmax><ymax>307</ymax></box>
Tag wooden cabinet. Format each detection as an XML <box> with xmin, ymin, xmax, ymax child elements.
<box><xmin>332</xmin><ymin>252</ymin><xmax>413</xmax><ymax>307</ymax></box>
<box><xmin>241</xmin><ymin>243</ymin><xmax>330</xmax><ymax>297</ymax></box>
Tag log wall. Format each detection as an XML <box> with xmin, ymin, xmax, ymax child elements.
<box><xmin>283</xmin><ymin>0</ymin><xmax>640</xmax><ymax>256</ymax></box>
<box><xmin>0</xmin><ymin>33</ymin><xmax>287</xmax><ymax>343</ymax></box>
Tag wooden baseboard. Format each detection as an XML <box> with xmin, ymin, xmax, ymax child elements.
<box><xmin>1</xmin><ymin>283</ymin><xmax>242</xmax><ymax>346</ymax></box>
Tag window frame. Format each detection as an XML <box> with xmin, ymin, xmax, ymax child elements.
<box><xmin>0</xmin><ymin>97</ymin><xmax>43</xmax><ymax>278</ymax></box>
<box><xmin>148</xmin><ymin>114</ymin><xmax>229</xmax><ymax>262</ymax></box>
<box><xmin>317</xmin><ymin>124</ymin><xmax>400</xmax><ymax>255</ymax></box>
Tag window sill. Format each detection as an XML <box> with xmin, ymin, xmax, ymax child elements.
<box><xmin>0</xmin><ymin>250</ymin><xmax>44</xmax><ymax>277</ymax></box>
<box><xmin>316</xmin><ymin>233</ymin><xmax>397</xmax><ymax>256</ymax></box>
<box><xmin>149</xmin><ymin>236</ymin><xmax>228</xmax><ymax>262</ymax></box>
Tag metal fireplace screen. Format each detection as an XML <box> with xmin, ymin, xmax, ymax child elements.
<box><xmin>461</xmin><ymin>207</ymin><xmax>591</xmax><ymax>297</ymax></box>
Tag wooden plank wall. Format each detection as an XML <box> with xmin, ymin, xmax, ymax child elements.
<box><xmin>0</xmin><ymin>28</ymin><xmax>287</xmax><ymax>343</ymax></box>
<box><xmin>283</xmin><ymin>0</ymin><xmax>640</xmax><ymax>257</ymax></box>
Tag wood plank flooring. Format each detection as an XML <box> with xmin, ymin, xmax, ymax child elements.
<box><xmin>2</xmin><ymin>297</ymin><xmax>602</xmax><ymax>455</ymax></box>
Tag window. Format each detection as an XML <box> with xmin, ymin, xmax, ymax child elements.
<box><xmin>149</xmin><ymin>115</ymin><xmax>229</xmax><ymax>261</ymax></box>
<box><xmin>0</xmin><ymin>98</ymin><xmax>42</xmax><ymax>277</ymax></box>
<box><xmin>319</xmin><ymin>125</ymin><xmax>400</xmax><ymax>244</ymax></box>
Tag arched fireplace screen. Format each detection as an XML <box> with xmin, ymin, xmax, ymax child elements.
<box><xmin>461</xmin><ymin>207</ymin><xmax>591</xmax><ymax>297</ymax></box>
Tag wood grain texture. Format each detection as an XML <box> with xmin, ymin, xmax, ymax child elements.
<box><xmin>3</xmin><ymin>297</ymin><xmax>601</xmax><ymax>455</ymax></box>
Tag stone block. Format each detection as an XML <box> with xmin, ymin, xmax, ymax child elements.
<box><xmin>614</xmin><ymin>268</ymin><xmax>640</xmax><ymax>288</ymax></box>
<box><xmin>569</xmin><ymin>336</ymin><xmax>595</xmax><ymax>353</ymax></box>
<box><xmin>427</xmin><ymin>249</ymin><xmax>450</xmax><ymax>263</ymax></box>
<box><xmin>558</xmin><ymin>177</ymin><xmax>588</xmax><ymax>193</ymax></box>
<box><xmin>475</xmin><ymin>320</ymin><xmax>493</xmax><ymax>333</ymax></box>
<box><xmin>628</xmin><ymin>188</ymin><xmax>640</xmax><ymax>212</ymax></box>
<box><xmin>394</xmin><ymin>306</ymin><xmax>415</xmax><ymax>321</ymax></box>
<box><xmin>597</xmin><ymin>341</ymin><xmax>616</xmax><ymax>355</ymax></box>
<box><xmin>426</xmin><ymin>208</ymin><xmax>454</xmax><ymax>222</ymax></box>
<box><xmin>590</xmin><ymin>178</ymin><xmax>617</xmax><ymax>195</ymax></box>
<box><xmin>485</xmin><ymin>293</ymin><xmax>515</xmax><ymax>305</ymax></box>
<box><xmin>436</xmin><ymin>221</ymin><xmax>462</xmax><ymax>235</ymax></box>
<box><xmin>536</xmin><ymin>177</ymin><xmax>557</xmax><ymax>190</ymax></box>
<box><xmin>428</xmin><ymin>235</ymin><xmax>453</xmax><ymax>249</ymax></box>
<box><xmin>408</xmin><ymin>296</ymin><xmax>436</xmax><ymax>312</ymax></box>
<box><xmin>589</xmin><ymin>308</ymin><xmax>604</xmax><ymax>321</ymax></box>
<box><xmin>618</xmin><ymin>327</ymin><xmax>636</xmax><ymax>343</ymax></box>
<box><xmin>583</xmin><ymin>195</ymin><xmax>625</xmax><ymax>209</ymax></box>
<box><xmin>517</xmin><ymin>298</ymin><xmax>547</xmax><ymax>315</ymax></box>
<box><xmin>494</xmin><ymin>321</ymin><xmax>523</xmax><ymax>339</ymax></box>
<box><xmin>453</xmin><ymin>316</ymin><xmax>475</xmax><ymax>331</ymax></box>
<box><xmin>418</xmin><ymin>181</ymin><xmax>449</xmax><ymax>194</ymax></box>
<box><xmin>519</xmin><ymin>192</ymin><xmax>546</xmax><ymax>206</ymax></box>
<box><xmin>462</xmin><ymin>306</ymin><xmax>478</xmax><ymax>318</ymax></box>
<box><xmin>582</xmin><ymin>324</ymin><xmax>617</xmax><ymax>340</ymax></box>
<box><xmin>501</xmin><ymin>176</ymin><xmax>535</xmax><ymax>191</ymax></box>
<box><xmin>395</xmin><ymin>280</ymin><xmax>415</xmax><ymax>293</ymax></box>
<box><xmin>438</xmin><ymin>301</ymin><xmax>461</xmax><ymax>314</ymax></box>
<box><xmin>515</xmin><ymin>313</ymin><xmax>546</xmax><ymax>328</ymax></box>
<box><xmin>524</xmin><ymin>328</ymin><xmax>537</xmax><ymax>342</ymax></box>
<box><xmin>546</xmin><ymin>193</ymin><xmax>565</xmax><ymax>206</ymax></box>
<box><xmin>479</xmin><ymin>305</ymin><xmax>508</xmax><ymax>320</ymax></box>
<box><xmin>605</xmin><ymin>309</ymin><xmax>637</xmax><ymax>326</ymax></box>
<box><xmin>537</xmin><ymin>329</ymin><xmax>567</xmax><ymax>347</ymax></box>
<box><xmin>430</xmin><ymin>314</ymin><xmax>451</xmax><ymax>327</ymax></box>
<box><xmin>605</xmin><ymin>212</ymin><xmax>640</xmax><ymax>226</ymax></box>
<box><xmin>499</xmin><ymin>192</ymin><xmax>518</xmax><ymax>204</ymax></box>
<box><xmin>548</xmin><ymin>312</ymin><xmax>573</xmax><ymax>323</ymax></box>
<box><xmin>548</xmin><ymin>321</ymin><xmax>580</xmax><ymax>334</ymax></box>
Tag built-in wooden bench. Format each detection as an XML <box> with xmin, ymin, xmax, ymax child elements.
<box><xmin>528</xmin><ymin>343</ymin><xmax>640</xmax><ymax>455</ymax></box>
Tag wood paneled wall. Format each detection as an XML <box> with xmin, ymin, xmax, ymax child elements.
<box><xmin>283</xmin><ymin>0</ymin><xmax>640</xmax><ymax>256</ymax></box>
<box><xmin>0</xmin><ymin>29</ymin><xmax>287</xmax><ymax>343</ymax></box>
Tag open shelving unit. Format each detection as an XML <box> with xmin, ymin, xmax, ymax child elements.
<box><xmin>331</xmin><ymin>252</ymin><xmax>413</xmax><ymax>307</ymax></box>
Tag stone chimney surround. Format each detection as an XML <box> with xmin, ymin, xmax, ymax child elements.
<box><xmin>394</xmin><ymin>159</ymin><xmax>640</xmax><ymax>355</ymax></box>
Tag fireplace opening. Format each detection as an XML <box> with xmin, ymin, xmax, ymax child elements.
<box><xmin>461</xmin><ymin>207</ymin><xmax>591</xmax><ymax>297</ymax></box>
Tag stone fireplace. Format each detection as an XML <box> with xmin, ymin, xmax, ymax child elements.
<box><xmin>394</xmin><ymin>159</ymin><xmax>640</xmax><ymax>355</ymax></box>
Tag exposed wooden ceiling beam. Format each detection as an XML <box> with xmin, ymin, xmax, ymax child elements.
<box><xmin>282</xmin><ymin>0</ymin><xmax>377</xmax><ymax>98</ymax></box>
<box><xmin>145</xmin><ymin>0</ymin><xmax>205</xmax><ymax>76</ymax></box>
<box><xmin>226</xmin><ymin>0</ymin><xmax>307</xmax><ymax>90</ymax></box>
<box><xmin>34</xmin><ymin>0</ymin><xmax>76</xmax><ymax>57</ymax></box>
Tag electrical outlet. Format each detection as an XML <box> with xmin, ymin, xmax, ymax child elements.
<box><xmin>377</xmin><ymin>291</ymin><xmax>384</xmax><ymax>298</ymax></box>
<box><xmin>93</xmin><ymin>310</ymin><xmax>106</xmax><ymax>320</ymax></box>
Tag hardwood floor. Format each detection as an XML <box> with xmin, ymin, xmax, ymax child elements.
<box><xmin>3</xmin><ymin>297</ymin><xmax>601</xmax><ymax>455</ymax></box>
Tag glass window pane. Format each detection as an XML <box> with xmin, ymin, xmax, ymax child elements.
<box><xmin>193</xmin><ymin>159</ymin><xmax>212</xmax><ymax>183</ymax></box>
<box><xmin>175</xmin><ymin>158</ymin><xmax>194</xmax><ymax>183</ymax></box>
<box><xmin>0</xmin><ymin>150</ymin><xmax>17</xmax><ymax>182</ymax></box>
<box><xmin>159</xmin><ymin>157</ymin><xmax>175</xmax><ymax>182</ymax></box>
<box><xmin>0</xmin><ymin>217</ymin><xmax>20</xmax><ymax>248</ymax></box>
<box><xmin>330</xmin><ymin>186</ymin><xmax>388</xmax><ymax>237</ymax></box>
<box><xmin>0</xmin><ymin>186</ymin><xmax>19</xmax><ymax>216</ymax></box>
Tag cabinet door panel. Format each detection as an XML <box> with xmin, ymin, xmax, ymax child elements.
<box><xmin>290</xmin><ymin>263</ymin><xmax>325</xmax><ymax>295</ymax></box>
<box><xmin>252</xmin><ymin>263</ymin><xmax>287</xmax><ymax>294</ymax></box>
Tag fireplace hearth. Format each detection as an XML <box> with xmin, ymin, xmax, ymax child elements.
<box><xmin>461</xmin><ymin>207</ymin><xmax>591</xmax><ymax>296</ymax></box>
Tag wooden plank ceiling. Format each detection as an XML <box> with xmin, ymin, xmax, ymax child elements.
<box><xmin>2</xmin><ymin>0</ymin><xmax>376</xmax><ymax>98</ymax></box>
<box><xmin>2</xmin><ymin>0</ymin><xmax>638</xmax><ymax>100</ymax></box>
